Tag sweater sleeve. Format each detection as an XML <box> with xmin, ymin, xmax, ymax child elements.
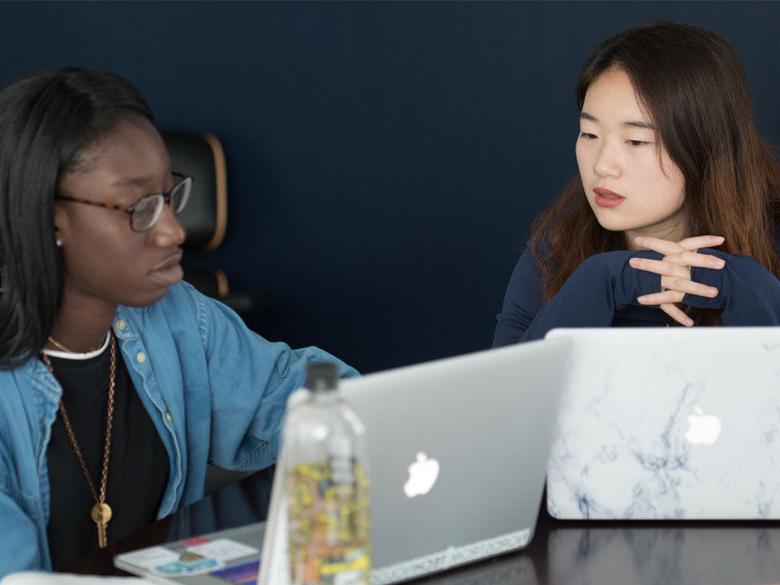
<box><xmin>492</xmin><ymin>248</ymin><xmax>664</xmax><ymax>346</ymax></box>
<box><xmin>187</xmin><ymin>284</ymin><xmax>359</xmax><ymax>472</ymax></box>
<box><xmin>682</xmin><ymin>248</ymin><xmax>780</xmax><ymax>324</ymax></box>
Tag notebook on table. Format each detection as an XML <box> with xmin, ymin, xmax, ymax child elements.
<box><xmin>114</xmin><ymin>522</ymin><xmax>264</xmax><ymax>584</ymax></box>
<box><xmin>118</xmin><ymin>338</ymin><xmax>571</xmax><ymax>584</ymax></box>
<box><xmin>545</xmin><ymin>327</ymin><xmax>780</xmax><ymax>520</ymax></box>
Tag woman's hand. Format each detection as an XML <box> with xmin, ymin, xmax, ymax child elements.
<box><xmin>628</xmin><ymin>235</ymin><xmax>726</xmax><ymax>326</ymax></box>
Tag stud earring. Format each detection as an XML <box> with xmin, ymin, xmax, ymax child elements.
<box><xmin>56</xmin><ymin>238</ymin><xmax>63</xmax><ymax>248</ymax></box>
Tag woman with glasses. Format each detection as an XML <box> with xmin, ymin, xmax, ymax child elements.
<box><xmin>493</xmin><ymin>22</ymin><xmax>780</xmax><ymax>346</ymax></box>
<box><xmin>0</xmin><ymin>67</ymin><xmax>357</xmax><ymax>577</ymax></box>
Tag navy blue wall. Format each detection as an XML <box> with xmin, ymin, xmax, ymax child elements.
<box><xmin>3</xmin><ymin>2</ymin><xmax>780</xmax><ymax>372</ymax></box>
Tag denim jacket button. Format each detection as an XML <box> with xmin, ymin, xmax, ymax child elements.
<box><xmin>136</xmin><ymin>352</ymin><xmax>147</xmax><ymax>363</ymax></box>
<box><xmin>165</xmin><ymin>411</ymin><xmax>173</xmax><ymax>424</ymax></box>
<box><xmin>115</xmin><ymin>320</ymin><xmax>127</xmax><ymax>331</ymax></box>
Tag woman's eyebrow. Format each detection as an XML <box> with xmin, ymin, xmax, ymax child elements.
<box><xmin>111</xmin><ymin>171</ymin><xmax>171</xmax><ymax>189</ymax></box>
<box><xmin>580</xmin><ymin>111</ymin><xmax>655</xmax><ymax>130</ymax></box>
<box><xmin>624</xmin><ymin>120</ymin><xmax>656</xmax><ymax>130</ymax></box>
<box><xmin>111</xmin><ymin>175</ymin><xmax>156</xmax><ymax>188</ymax></box>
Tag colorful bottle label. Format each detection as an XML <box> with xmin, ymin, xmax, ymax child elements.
<box><xmin>286</xmin><ymin>457</ymin><xmax>371</xmax><ymax>585</ymax></box>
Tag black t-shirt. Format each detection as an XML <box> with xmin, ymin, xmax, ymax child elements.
<box><xmin>45</xmin><ymin>345</ymin><xmax>170</xmax><ymax>569</ymax></box>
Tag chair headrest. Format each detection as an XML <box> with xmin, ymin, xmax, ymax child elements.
<box><xmin>161</xmin><ymin>131</ymin><xmax>228</xmax><ymax>251</ymax></box>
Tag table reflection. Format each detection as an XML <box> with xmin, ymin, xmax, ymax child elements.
<box><xmin>547</xmin><ymin>524</ymin><xmax>780</xmax><ymax>585</ymax></box>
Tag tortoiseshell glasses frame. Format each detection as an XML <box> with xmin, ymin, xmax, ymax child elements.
<box><xmin>56</xmin><ymin>172</ymin><xmax>193</xmax><ymax>232</ymax></box>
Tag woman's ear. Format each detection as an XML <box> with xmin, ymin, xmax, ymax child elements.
<box><xmin>53</xmin><ymin>201</ymin><xmax>67</xmax><ymax>248</ymax></box>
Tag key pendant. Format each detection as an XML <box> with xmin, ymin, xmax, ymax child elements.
<box><xmin>90</xmin><ymin>502</ymin><xmax>112</xmax><ymax>549</ymax></box>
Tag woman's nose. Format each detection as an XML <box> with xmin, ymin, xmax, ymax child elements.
<box><xmin>593</xmin><ymin>140</ymin><xmax>622</xmax><ymax>178</ymax></box>
<box><xmin>150</xmin><ymin>204</ymin><xmax>186</xmax><ymax>247</ymax></box>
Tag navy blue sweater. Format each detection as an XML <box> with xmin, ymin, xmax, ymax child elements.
<box><xmin>493</xmin><ymin>248</ymin><xmax>780</xmax><ymax>346</ymax></box>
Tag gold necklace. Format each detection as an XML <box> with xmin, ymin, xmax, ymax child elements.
<box><xmin>47</xmin><ymin>334</ymin><xmax>105</xmax><ymax>354</ymax></box>
<box><xmin>41</xmin><ymin>332</ymin><xmax>117</xmax><ymax>549</ymax></box>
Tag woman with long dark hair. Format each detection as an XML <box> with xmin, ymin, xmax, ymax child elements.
<box><xmin>0</xmin><ymin>68</ymin><xmax>356</xmax><ymax>576</ymax></box>
<box><xmin>493</xmin><ymin>22</ymin><xmax>780</xmax><ymax>346</ymax></box>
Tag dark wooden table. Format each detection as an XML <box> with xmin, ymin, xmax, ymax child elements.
<box><xmin>71</xmin><ymin>469</ymin><xmax>780</xmax><ymax>584</ymax></box>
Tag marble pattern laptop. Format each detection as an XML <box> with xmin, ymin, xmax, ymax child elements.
<box><xmin>545</xmin><ymin>327</ymin><xmax>780</xmax><ymax>520</ymax></box>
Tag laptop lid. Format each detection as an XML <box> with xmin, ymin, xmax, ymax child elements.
<box><xmin>118</xmin><ymin>338</ymin><xmax>570</xmax><ymax>585</ymax></box>
<box><xmin>545</xmin><ymin>327</ymin><xmax>780</xmax><ymax>520</ymax></box>
<box><xmin>338</xmin><ymin>338</ymin><xmax>570</xmax><ymax>583</ymax></box>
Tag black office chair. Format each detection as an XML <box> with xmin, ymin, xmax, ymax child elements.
<box><xmin>160</xmin><ymin>131</ymin><xmax>229</xmax><ymax>296</ymax></box>
<box><xmin>164</xmin><ymin>130</ymin><xmax>228</xmax><ymax>252</ymax></box>
<box><xmin>161</xmin><ymin>130</ymin><xmax>263</xmax><ymax>314</ymax></box>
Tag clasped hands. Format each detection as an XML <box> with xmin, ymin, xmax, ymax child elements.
<box><xmin>628</xmin><ymin>235</ymin><xmax>726</xmax><ymax>327</ymax></box>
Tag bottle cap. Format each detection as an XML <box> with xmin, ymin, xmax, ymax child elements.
<box><xmin>304</xmin><ymin>361</ymin><xmax>339</xmax><ymax>392</ymax></box>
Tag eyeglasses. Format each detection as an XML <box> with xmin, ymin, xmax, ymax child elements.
<box><xmin>56</xmin><ymin>172</ymin><xmax>193</xmax><ymax>232</ymax></box>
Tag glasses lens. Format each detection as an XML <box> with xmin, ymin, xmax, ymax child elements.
<box><xmin>171</xmin><ymin>176</ymin><xmax>192</xmax><ymax>215</ymax></box>
<box><xmin>132</xmin><ymin>195</ymin><xmax>164</xmax><ymax>231</ymax></box>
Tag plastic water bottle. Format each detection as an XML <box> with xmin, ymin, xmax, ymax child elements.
<box><xmin>283</xmin><ymin>362</ymin><xmax>371</xmax><ymax>585</ymax></box>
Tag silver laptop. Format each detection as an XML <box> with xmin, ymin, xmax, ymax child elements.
<box><xmin>336</xmin><ymin>339</ymin><xmax>569</xmax><ymax>584</ymax></box>
<box><xmin>116</xmin><ymin>338</ymin><xmax>570</xmax><ymax>584</ymax></box>
<box><xmin>545</xmin><ymin>327</ymin><xmax>780</xmax><ymax>520</ymax></box>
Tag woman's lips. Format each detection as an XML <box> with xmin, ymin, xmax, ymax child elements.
<box><xmin>149</xmin><ymin>256</ymin><xmax>183</xmax><ymax>287</ymax></box>
<box><xmin>593</xmin><ymin>187</ymin><xmax>625</xmax><ymax>209</ymax></box>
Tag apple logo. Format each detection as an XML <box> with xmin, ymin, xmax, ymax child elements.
<box><xmin>403</xmin><ymin>452</ymin><xmax>440</xmax><ymax>498</ymax></box>
<box><xmin>685</xmin><ymin>406</ymin><xmax>722</xmax><ymax>445</ymax></box>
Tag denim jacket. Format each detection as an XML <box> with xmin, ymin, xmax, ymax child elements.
<box><xmin>0</xmin><ymin>282</ymin><xmax>357</xmax><ymax>577</ymax></box>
